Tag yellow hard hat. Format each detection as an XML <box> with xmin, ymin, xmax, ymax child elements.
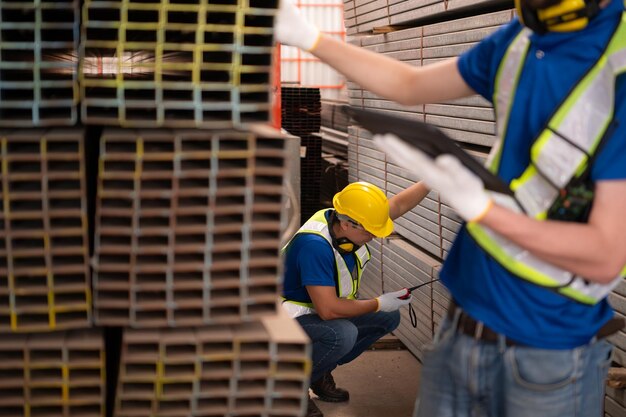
<box><xmin>332</xmin><ymin>182</ymin><xmax>393</xmax><ymax>238</ymax></box>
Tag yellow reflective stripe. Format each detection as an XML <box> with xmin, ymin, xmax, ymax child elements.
<box><xmin>284</xmin><ymin>208</ymin><xmax>362</xmax><ymax>299</ymax></box>
<box><xmin>606</xmin><ymin>11</ymin><xmax>626</xmax><ymax>55</ymax></box>
<box><xmin>466</xmin><ymin>223</ymin><xmax>562</xmax><ymax>287</ymax></box>
<box><xmin>509</xmin><ymin>23</ymin><xmax>623</xmax><ymax>218</ymax></box>
<box><xmin>468</xmin><ymin>16</ymin><xmax>626</xmax><ymax>304</ymax></box>
<box><xmin>281</xmin><ymin>297</ymin><xmax>314</xmax><ymax>308</ymax></box>
<box><xmin>558</xmin><ymin>287</ymin><xmax>597</xmax><ymax>305</ymax></box>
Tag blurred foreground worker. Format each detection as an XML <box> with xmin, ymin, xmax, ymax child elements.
<box><xmin>276</xmin><ymin>0</ymin><xmax>626</xmax><ymax>416</ymax></box>
<box><xmin>281</xmin><ymin>181</ymin><xmax>428</xmax><ymax>417</ymax></box>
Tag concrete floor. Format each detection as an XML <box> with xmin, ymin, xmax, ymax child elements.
<box><xmin>312</xmin><ymin>348</ymin><xmax>422</xmax><ymax>417</ymax></box>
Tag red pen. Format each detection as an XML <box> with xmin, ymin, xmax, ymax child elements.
<box><xmin>398</xmin><ymin>278</ymin><xmax>440</xmax><ymax>299</ymax></box>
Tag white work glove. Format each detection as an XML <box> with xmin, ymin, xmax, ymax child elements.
<box><xmin>374</xmin><ymin>133</ymin><xmax>493</xmax><ymax>222</ymax></box>
<box><xmin>376</xmin><ymin>288</ymin><xmax>412</xmax><ymax>312</ymax></box>
<box><xmin>275</xmin><ymin>0</ymin><xmax>321</xmax><ymax>51</ymax></box>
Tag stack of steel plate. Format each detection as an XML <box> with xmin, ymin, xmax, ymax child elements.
<box><xmin>382</xmin><ymin>237</ymin><xmax>441</xmax><ymax>360</ymax></box>
<box><xmin>359</xmin><ymin>238</ymin><xmax>383</xmax><ymax>300</ymax></box>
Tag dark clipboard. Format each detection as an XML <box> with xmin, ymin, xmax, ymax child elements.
<box><xmin>345</xmin><ymin>107</ymin><xmax>513</xmax><ymax>196</ymax></box>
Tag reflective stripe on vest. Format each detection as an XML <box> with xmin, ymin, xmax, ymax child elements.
<box><xmin>281</xmin><ymin>209</ymin><xmax>371</xmax><ymax>317</ymax></box>
<box><xmin>467</xmin><ymin>16</ymin><xmax>626</xmax><ymax>305</ymax></box>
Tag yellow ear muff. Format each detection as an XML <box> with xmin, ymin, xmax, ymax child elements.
<box><xmin>515</xmin><ymin>0</ymin><xmax>600</xmax><ymax>34</ymax></box>
<box><xmin>538</xmin><ymin>0</ymin><xmax>589</xmax><ymax>32</ymax></box>
<box><xmin>334</xmin><ymin>237</ymin><xmax>356</xmax><ymax>254</ymax></box>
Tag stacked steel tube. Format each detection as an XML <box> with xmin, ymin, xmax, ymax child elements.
<box><xmin>0</xmin><ymin>1</ymin><xmax>311</xmax><ymax>417</ymax></box>
<box><xmin>0</xmin><ymin>330</ymin><xmax>105</xmax><ymax>417</ymax></box>
<box><xmin>80</xmin><ymin>0</ymin><xmax>277</xmax><ymax>128</ymax></box>
<box><xmin>0</xmin><ymin>129</ymin><xmax>91</xmax><ymax>333</ymax></box>
<box><xmin>114</xmin><ymin>317</ymin><xmax>310</xmax><ymax>417</ymax></box>
<box><xmin>92</xmin><ymin>128</ymin><xmax>288</xmax><ymax>327</ymax></box>
<box><xmin>0</xmin><ymin>1</ymin><xmax>105</xmax><ymax>415</ymax></box>
<box><xmin>0</xmin><ymin>0</ymin><xmax>80</xmax><ymax>127</ymax></box>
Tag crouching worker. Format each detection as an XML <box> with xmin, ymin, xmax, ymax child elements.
<box><xmin>281</xmin><ymin>181</ymin><xmax>428</xmax><ymax>417</ymax></box>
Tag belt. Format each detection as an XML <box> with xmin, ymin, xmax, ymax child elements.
<box><xmin>447</xmin><ymin>300</ymin><xmax>519</xmax><ymax>346</ymax></box>
<box><xmin>447</xmin><ymin>300</ymin><xmax>624</xmax><ymax>347</ymax></box>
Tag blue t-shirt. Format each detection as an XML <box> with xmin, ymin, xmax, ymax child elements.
<box><xmin>282</xmin><ymin>211</ymin><xmax>357</xmax><ymax>303</ymax></box>
<box><xmin>448</xmin><ymin>0</ymin><xmax>626</xmax><ymax>348</ymax></box>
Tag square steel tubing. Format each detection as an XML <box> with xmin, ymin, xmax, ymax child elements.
<box><xmin>0</xmin><ymin>1</ymin><xmax>80</xmax><ymax>127</ymax></box>
<box><xmin>0</xmin><ymin>129</ymin><xmax>91</xmax><ymax>332</ymax></box>
<box><xmin>80</xmin><ymin>0</ymin><xmax>279</xmax><ymax>128</ymax></box>
<box><xmin>93</xmin><ymin>126</ymin><xmax>288</xmax><ymax>327</ymax></box>
<box><xmin>115</xmin><ymin>316</ymin><xmax>310</xmax><ymax>417</ymax></box>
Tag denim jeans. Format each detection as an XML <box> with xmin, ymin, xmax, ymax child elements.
<box><xmin>296</xmin><ymin>310</ymin><xmax>400</xmax><ymax>383</ymax></box>
<box><xmin>413</xmin><ymin>315</ymin><xmax>613</xmax><ymax>417</ymax></box>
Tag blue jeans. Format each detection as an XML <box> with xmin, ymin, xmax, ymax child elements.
<box><xmin>296</xmin><ymin>310</ymin><xmax>400</xmax><ymax>383</ymax></box>
<box><xmin>414</xmin><ymin>315</ymin><xmax>613</xmax><ymax>417</ymax></box>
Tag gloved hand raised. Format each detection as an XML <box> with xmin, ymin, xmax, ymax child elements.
<box><xmin>374</xmin><ymin>133</ymin><xmax>493</xmax><ymax>222</ymax></box>
<box><xmin>275</xmin><ymin>0</ymin><xmax>321</xmax><ymax>51</ymax></box>
<box><xmin>376</xmin><ymin>288</ymin><xmax>412</xmax><ymax>312</ymax></box>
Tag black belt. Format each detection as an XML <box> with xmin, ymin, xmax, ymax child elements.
<box><xmin>447</xmin><ymin>300</ymin><xmax>624</xmax><ymax>347</ymax></box>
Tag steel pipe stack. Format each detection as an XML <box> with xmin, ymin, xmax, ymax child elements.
<box><xmin>0</xmin><ymin>1</ymin><xmax>312</xmax><ymax>417</ymax></box>
<box><xmin>80</xmin><ymin>0</ymin><xmax>276</xmax><ymax>128</ymax></box>
<box><xmin>114</xmin><ymin>317</ymin><xmax>310</xmax><ymax>417</ymax></box>
<box><xmin>0</xmin><ymin>0</ymin><xmax>80</xmax><ymax>127</ymax></box>
<box><xmin>92</xmin><ymin>128</ymin><xmax>288</xmax><ymax>327</ymax></box>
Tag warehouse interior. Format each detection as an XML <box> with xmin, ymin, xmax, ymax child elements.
<box><xmin>0</xmin><ymin>1</ymin><xmax>625</xmax><ymax>417</ymax></box>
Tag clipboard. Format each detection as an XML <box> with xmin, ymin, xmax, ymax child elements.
<box><xmin>345</xmin><ymin>107</ymin><xmax>513</xmax><ymax>196</ymax></box>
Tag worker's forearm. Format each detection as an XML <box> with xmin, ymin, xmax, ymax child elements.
<box><xmin>319</xmin><ymin>298</ymin><xmax>379</xmax><ymax>320</ymax></box>
<box><xmin>389</xmin><ymin>181</ymin><xmax>429</xmax><ymax>220</ymax></box>
<box><xmin>311</xmin><ymin>35</ymin><xmax>416</xmax><ymax>104</ymax></box>
<box><xmin>311</xmin><ymin>36</ymin><xmax>472</xmax><ymax>106</ymax></box>
<box><xmin>479</xmin><ymin>204</ymin><xmax>620</xmax><ymax>282</ymax></box>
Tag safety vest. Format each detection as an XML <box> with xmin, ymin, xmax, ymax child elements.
<box><xmin>467</xmin><ymin>16</ymin><xmax>626</xmax><ymax>305</ymax></box>
<box><xmin>280</xmin><ymin>209</ymin><xmax>371</xmax><ymax>318</ymax></box>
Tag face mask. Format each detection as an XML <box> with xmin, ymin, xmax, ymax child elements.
<box><xmin>515</xmin><ymin>0</ymin><xmax>600</xmax><ymax>34</ymax></box>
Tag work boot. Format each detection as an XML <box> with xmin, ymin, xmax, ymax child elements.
<box><xmin>307</xmin><ymin>397</ymin><xmax>324</xmax><ymax>417</ymax></box>
<box><xmin>310</xmin><ymin>371</ymin><xmax>349</xmax><ymax>402</ymax></box>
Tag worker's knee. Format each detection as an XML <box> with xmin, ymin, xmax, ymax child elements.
<box><xmin>315</xmin><ymin>320</ymin><xmax>358</xmax><ymax>354</ymax></box>
<box><xmin>375</xmin><ymin>310</ymin><xmax>401</xmax><ymax>333</ymax></box>
<box><xmin>333</xmin><ymin>321</ymin><xmax>359</xmax><ymax>352</ymax></box>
